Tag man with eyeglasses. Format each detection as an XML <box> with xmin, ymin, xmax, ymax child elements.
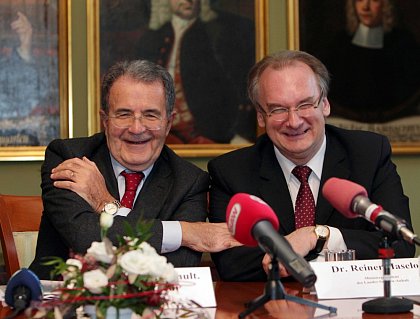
<box><xmin>29</xmin><ymin>59</ymin><xmax>240</xmax><ymax>279</ymax></box>
<box><xmin>208</xmin><ymin>50</ymin><xmax>415</xmax><ymax>281</ymax></box>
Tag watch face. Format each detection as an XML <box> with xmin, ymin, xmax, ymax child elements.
<box><xmin>316</xmin><ymin>225</ymin><xmax>329</xmax><ymax>238</ymax></box>
<box><xmin>104</xmin><ymin>202</ymin><xmax>118</xmax><ymax>215</ymax></box>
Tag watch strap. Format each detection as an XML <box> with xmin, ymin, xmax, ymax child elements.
<box><xmin>314</xmin><ymin>237</ymin><xmax>327</xmax><ymax>253</ymax></box>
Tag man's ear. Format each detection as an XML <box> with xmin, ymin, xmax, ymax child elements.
<box><xmin>321</xmin><ymin>97</ymin><xmax>331</xmax><ymax>117</ymax></box>
<box><xmin>257</xmin><ymin>111</ymin><xmax>266</xmax><ymax>128</ymax></box>
<box><xmin>100</xmin><ymin>110</ymin><xmax>108</xmax><ymax>130</ymax></box>
<box><xmin>165</xmin><ymin>111</ymin><xmax>176</xmax><ymax>136</ymax></box>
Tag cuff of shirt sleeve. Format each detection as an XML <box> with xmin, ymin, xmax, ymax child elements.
<box><xmin>114</xmin><ymin>207</ymin><xmax>131</xmax><ymax>217</ymax></box>
<box><xmin>161</xmin><ymin>221</ymin><xmax>182</xmax><ymax>253</ymax></box>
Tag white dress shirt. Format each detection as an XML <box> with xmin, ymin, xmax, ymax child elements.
<box><xmin>273</xmin><ymin>135</ymin><xmax>347</xmax><ymax>258</ymax></box>
<box><xmin>110</xmin><ymin>156</ymin><xmax>182</xmax><ymax>253</ymax></box>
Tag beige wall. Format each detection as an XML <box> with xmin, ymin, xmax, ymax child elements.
<box><xmin>0</xmin><ymin>1</ymin><xmax>419</xmax><ymax>253</ymax></box>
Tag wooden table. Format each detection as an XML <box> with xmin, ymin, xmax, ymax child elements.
<box><xmin>1</xmin><ymin>281</ymin><xmax>419</xmax><ymax>318</ymax></box>
<box><xmin>213</xmin><ymin>281</ymin><xmax>419</xmax><ymax>319</ymax></box>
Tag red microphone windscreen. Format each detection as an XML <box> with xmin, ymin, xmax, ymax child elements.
<box><xmin>226</xmin><ymin>193</ymin><xmax>280</xmax><ymax>246</ymax></box>
<box><xmin>322</xmin><ymin>177</ymin><xmax>368</xmax><ymax>218</ymax></box>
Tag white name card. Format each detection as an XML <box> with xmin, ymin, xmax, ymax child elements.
<box><xmin>173</xmin><ymin>267</ymin><xmax>216</xmax><ymax>307</ymax></box>
<box><xmin>310</xmin><ymin>258</ymin><xmax>420</xmax><ymax>299</ymax></box>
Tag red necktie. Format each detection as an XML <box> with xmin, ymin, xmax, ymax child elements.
<box><xmin>292</xmin><ymin>165</ymin><xmax>315</xmax><ymax>228</ymax></box>
<box><xmin>120</xmin><ymin>171</ymin><xmax>144</xmax><ymax>209</ymax></box>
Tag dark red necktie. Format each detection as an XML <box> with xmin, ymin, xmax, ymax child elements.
<box><xmin>292</xmin><ymin>165</ymin><xmax>315</xmax><ymax>228</ymax></box>
<box><xmin>120</xmin><ymin>171</ymin><xmax>144</xmax><ymax>209</ymax></box>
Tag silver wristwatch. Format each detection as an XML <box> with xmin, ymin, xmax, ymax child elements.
<box><xmin>101</xmin><ymin>200</ymin><xmax>121</xmax><ymax>215</ymax></box>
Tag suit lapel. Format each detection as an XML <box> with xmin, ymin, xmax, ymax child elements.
<box><xmin>93</xmin><ymin>138</ymin><xmax>120</xmax><ymax>200</ymax></box>
<box><xmin>131</xmin><ymin>150</ymin><xmax>172</xmax><ymax>220</ymax></box>
<box><xmin>316</xmin><ymin>131</ymin><xmax>351</xmax><ymax>224</ymax></box>
<box><xmin>257</xmin><ymin>143</ymin><xmax>296</xmax><ymax>235</ymax></box>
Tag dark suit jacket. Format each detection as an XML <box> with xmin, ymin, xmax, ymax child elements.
<box><xmin>30</xmin><ymin>132</ymin><xmax>209</xmax><ymax>279</ymax></box>
<box><xmin>208</xmin><ymin>125</ymin><xmax>415</xmax><ymax>281</ymax></box>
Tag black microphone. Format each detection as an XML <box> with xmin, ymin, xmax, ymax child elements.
<box><xmin>5</xmin><ymin>268</ymin><xmax>43</xmax><ymax>318</ymax></box>
<box><xmin>323</xmin><ymin>177</ymin><xmax>420</xmax><ymax>245</ymax></box>
<box><xmin>226</xmin><ymin>193</ymin><xmax>317</xmax><ymax>288</ymax></box>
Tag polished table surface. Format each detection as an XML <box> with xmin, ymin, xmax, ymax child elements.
<box><xmin>213</xmin><ymin>282</ymin><xmax>420</xmax><ymax>319</ymax></box>
<box><xmin>2</xmin><ymin>281</ymin><xmax>420</xmax><ymax>318</ymax></box>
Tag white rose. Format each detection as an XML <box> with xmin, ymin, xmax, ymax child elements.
<box><xmin>87</xmin><ymin>241</ymin><xmax>115</xmax><ymax>264</ymax></box>
<box><xmin>161</xmin><ymin>263</ymin><xmax>178</xmax><ymax>283</ymax></box>
<box><xmin>139</xmin><ymin>242</ymin><xmax>159</xmax><ymax>256</ymax></box>
<box><xmin>149</xmin><ymin>255</ymin><xmax>169</xmax><ymax>278</ymax></box>
<box><xmin>66</xmin><ymin>258</ymin><xmax>82</xmax><ymax>270</ymax></box>
<box><xmin>62</xmin><ymin>258</ymin><xmax>83</xmax><ymax>281</ymax></box>
<box><xmin>83</xmin><ymin>269</ymin><xmax>108</xmax><ymax>294</ymax></box>
<box><xmin>100</xmin><ymin>212</ymin><xmax>114</xmax><ymax>229</ymax></box>
<box><xmin>119</xmin><ymin>250</ymin><xmax>153</xmax><ymax>276</ymax></box>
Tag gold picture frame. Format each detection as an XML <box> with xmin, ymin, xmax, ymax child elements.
<box><xmin>87</xmin><ymin>0</ymin><xmax>268</xmax><ymax>157</ymax></box>
<box><xmin>0</xmin><ymin>0</ymin><xmax>71</xmax><ymax>161</ymax></box>
<box><xmin>287</xmin><ymin>0</ymin><xmax>420</xmax><ymax>154</ymax></box>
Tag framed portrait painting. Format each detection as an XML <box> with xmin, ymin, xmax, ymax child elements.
<box><xmin>87</xmin><ymin>0</ymin><xmax>268</xmax><ymax>157</ymax></box>
<box><xmin>288</xmin><ymin>0</ymin><xmax>420</xmax><ymax>154</ymax></box>
<box><xmin>0</xmin><ymin>0</ymin><xmax>70</xmax><ymax>160</ymax></box>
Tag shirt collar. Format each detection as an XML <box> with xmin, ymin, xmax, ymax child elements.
<box><xmin>110</xmin><ymin>155</ymin><xmax>153</xmax><ymax>179</ymax></box>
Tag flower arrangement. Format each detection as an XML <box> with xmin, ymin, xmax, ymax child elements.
<box><xmin>38</xmin><ymin>213</ymin><xmax>178</xmax><ymax>319</ymax></box>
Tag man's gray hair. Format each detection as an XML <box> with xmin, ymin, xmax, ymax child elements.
<box><xmin>247</xmin><ymin>50</ymin><xmax>330</xmax><ymax>109</ymax></box>
<box><xmin>101</xmin><ymin>59</ymin><xmax>175</xmax><ymax>116</ymax></box>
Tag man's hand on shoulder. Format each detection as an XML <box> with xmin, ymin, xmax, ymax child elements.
<box><xmin>50</xmin><ymin>156</ymin><xmax>114</xmax><ymax>213</ymax></box>
<box><xmin>180</xmin><ymin>222</ymin><xmax>242</xmax><ymax>253</ymax></box>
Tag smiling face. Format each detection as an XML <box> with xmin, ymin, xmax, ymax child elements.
<box><xmin>355</xmin><ymin>0</ymin><xmax>384</xmax><ymax>28</ymax></box>
<box><xmin>102</xmin><ymin>75</ymin><xmax>172</xmax><ymax>171</ymax></box>
<box><xmin>256</xmin><ymin>63</ymin><xmax>330</xmax><ymax>165</ymax></box>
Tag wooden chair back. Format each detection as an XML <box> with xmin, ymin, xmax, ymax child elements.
<box><xmin>0</xmin><ymin>195</ymin><xmax>43</xmax><ymax>279</ymax></box>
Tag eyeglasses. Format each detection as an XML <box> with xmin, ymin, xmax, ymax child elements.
<box><xmin>105</xmin><ymin>112</ymin><xmax>164</xmax><ymax>131</ymax></box>
<box><xmin>258</xmin><ymin>94</ymin><xmax>324</xmax><ymax>122</ymax></box>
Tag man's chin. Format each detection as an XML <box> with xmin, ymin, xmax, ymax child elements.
<box><xmin>121</xmin><ymin>156</ymin><xmax>152</xmax><ymax>171</ymax></box>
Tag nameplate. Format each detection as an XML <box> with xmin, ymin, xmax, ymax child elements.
<box><xmin>310</xmin><ymin>258</ymin><xmax>420</xmax><ymax>299</ymax></box>
<box><xmin>173</xmin><ymin>267</ymin><xmax>216</xmax><ymax>307</ymax></box>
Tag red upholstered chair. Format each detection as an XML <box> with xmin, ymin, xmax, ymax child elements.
<box><xmin>0</xmin><ymin>195</ymin><xmax>43</xmax><ymax>280</ymax></box>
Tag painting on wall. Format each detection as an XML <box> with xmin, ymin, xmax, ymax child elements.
<box><xmin>0</xmin><ymin>0</ymin><xmax>69</xmax><ymax>160</ymax></box>
<box><xmin>290</xmin><ymin>0</ymin><xmax>420</xmax><ymax>153</ymax></box>
<box><xmin>88</xmin><ymin>0</ymin><xmax>268</xmax><ymax>157</ymax></box>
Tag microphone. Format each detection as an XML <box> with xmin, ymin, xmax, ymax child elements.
<box><xmin>5</xmin><ymin>268</ymin><xmax>43</xmax><ymax>317</ymax></box>
<box><xmin>322</xmin><ymin>177</ymin><xmax>420</xmax><ymax>245</ymax></box>
<box><xmin>226</xmin><ymin>193</ymin><xmax>317</xmax><ymax>287</ymax></box>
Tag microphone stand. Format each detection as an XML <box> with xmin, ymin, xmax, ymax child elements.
<box><xmin>362</xmin><ymin>235</ymin><xmax>413</xmax><ymax>314</ymax></box>
<box><xmin>238</xmin><ymin>258</ymin><xmax>337</xmax><ymax>319</ymax></box>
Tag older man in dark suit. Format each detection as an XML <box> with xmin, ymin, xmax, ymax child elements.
<box><xmin>30</xmin><ymin>60</ymin><xmax>238</xmax><ymax>279</ymax></box>
<box><xmin>208</xmin><ymin>50</ymin><xmax>415</xmax><ymax>281</ymax></box>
